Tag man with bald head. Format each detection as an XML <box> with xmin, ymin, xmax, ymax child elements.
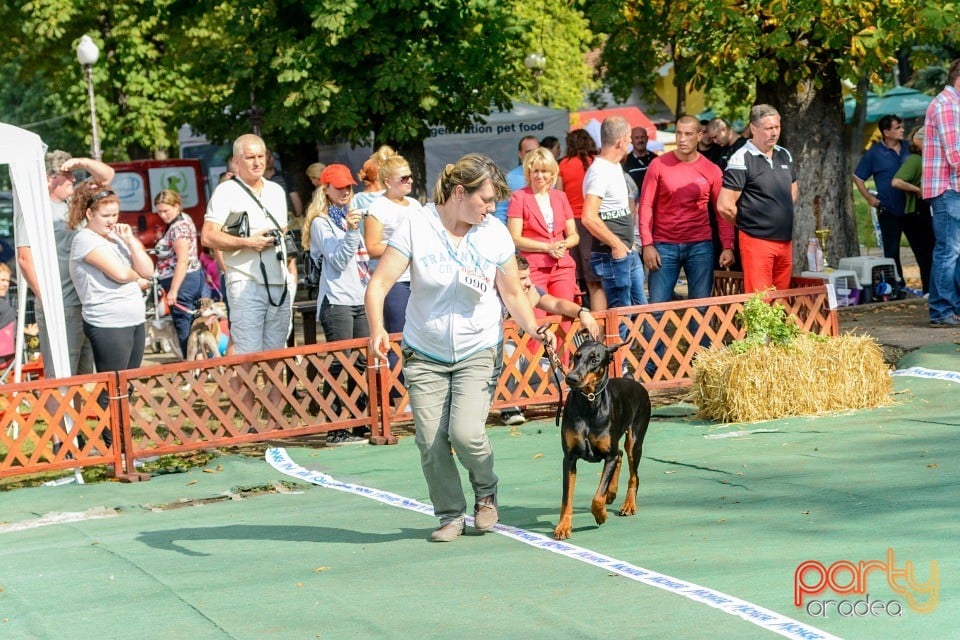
<box><xmin>202</xmin><ymin>133</ymin><xmax>296</xmax><ymax>353</ymax></box>
<box><xmin>623</xmin><ymin>126</ymin><xmax>656</xmax><ymax>199</ymax></box>
<box><xmin>640</xmin><ymin>115</ymin><xmax>733</xmax><ymax>303</ymax></box>
<box><xmin>704</xmin><ymin>117</ymin><xmax>746</xmax><ymax>170</ymax></box>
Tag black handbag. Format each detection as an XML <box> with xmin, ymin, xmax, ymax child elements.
<box><xmin>223</xmin><ymin>210</ymin><xmax>249</xmax><ymax>237</ymax></box>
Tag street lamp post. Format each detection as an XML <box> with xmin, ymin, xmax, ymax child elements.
<box><xmin>76</xmin><ymin>35</ymin><xmax>102</xmax><ymax>161</ymax></box>
<box><xmin>524</xmin><ymin>52</ymin><xmax>547</xmax><ymax>103</ymax></box>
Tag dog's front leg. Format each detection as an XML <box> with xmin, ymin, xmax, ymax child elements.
<box><xmin>554</xmin><ymin>454</ymin><xmax>578</xmax><ymax>540</ymax></box>
<box><xmin>592</xmin><ymin>451</ymin><xmax>621</xmax><ymax>526</ymax></box>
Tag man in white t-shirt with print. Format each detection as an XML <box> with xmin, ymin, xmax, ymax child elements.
<box><xmin>202</xmin><ymin>133</ymin><xmax>296</xmax><ymax>354</ymax></box>
<box><xmin>581</xmin><ymin>116</ymin><xmax>647</xmax><ymax>339</ymax></box>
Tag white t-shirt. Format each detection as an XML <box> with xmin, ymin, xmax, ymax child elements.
<box><xmin>368</xmin><ymin>195</ymin><xmax>421</xmax><ymax>282</ymax></box>
<box><xmin>388</xmin><ymin>203</ymin><xmax>514</xmax><ymax>364</ymax></box>
<box><xmin>70</xmin><ymin>228</ymin><xmax>146</xmax><ymax>327</ymax></box>
<box><xmin>205</xmin><ymin>178</ymin><xmax>289</xmax><ymax>285</ymax></box>
<box><xmin>582</xmin><ymin>157</ymin><xmax>635</xmax><ymax>251</ymax></box>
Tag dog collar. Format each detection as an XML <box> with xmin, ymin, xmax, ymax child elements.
<box><xmin>575</xmin><ymin>375</ymin><xmax>608</xmax><ymax>402</ymax></box>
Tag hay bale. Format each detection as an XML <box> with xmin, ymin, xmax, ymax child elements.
<box><xmin>689</xmin><ymin>333</ymin><xmax>892</xmax><ymax>423</ymax></box>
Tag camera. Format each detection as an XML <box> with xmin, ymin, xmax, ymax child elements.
<box><xmin>266</xmin><ymin>229</ymin><xmax>300</xmax><ymax>260</ymax></box>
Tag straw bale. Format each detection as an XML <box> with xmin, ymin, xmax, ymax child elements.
<box><xmin>689</xmin><ymin>333</ymin><xmax>892</xmax><ymax>423</ymax></box>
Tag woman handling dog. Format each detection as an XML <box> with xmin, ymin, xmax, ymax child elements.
<box><xmin>154</xmin><ymin>189</ymin><xmax>204</xmax><ymax>357</ymax></box>
<box><xmin>366</xmin><ymin>154</ymin><xmax>557</xmax><ymax>542</ymax></box>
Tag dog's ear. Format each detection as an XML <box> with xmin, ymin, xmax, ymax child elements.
<box><xmin>607</xmin><ymin>342</ymin><xmax>630</xmax><ymax>356</ymax></box>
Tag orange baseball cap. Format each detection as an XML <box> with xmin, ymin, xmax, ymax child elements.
<box><xmin>320</xmin><ymin>164</ymin><xmax>357</xmax><ymax>188</ymax></box>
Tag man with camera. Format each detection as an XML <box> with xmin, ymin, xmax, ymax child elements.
<box><xmin>202</xmin><ymin>133</ymin><xmax>297</xmax><ymax>354</ymax></box>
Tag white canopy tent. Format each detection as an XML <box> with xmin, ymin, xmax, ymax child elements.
<box><xmin>0</xmin><ymin>124</ymin><xmax>71</xmax><ymax>383</ymax></box>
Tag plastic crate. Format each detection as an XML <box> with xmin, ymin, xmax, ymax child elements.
<box><xmin>836</xmin><ymin>257</ymin><xmax>900</xmax><ymax>302</ymax></box>
<box><xmin>800</xmin><ymin>270</ymin><xmax>862</xmax><ymax>306</ymax></box>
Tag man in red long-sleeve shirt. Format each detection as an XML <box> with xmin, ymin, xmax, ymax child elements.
<box><xmin>639</xmin><ymin>115</ymin><xmax>734</xmax><ymax>304</ymax></box>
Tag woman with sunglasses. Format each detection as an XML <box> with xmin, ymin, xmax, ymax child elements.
<box><xmin>364</xmin><ymin>155</ymin><xmax>420</xmax><ymax>333</ymax></box>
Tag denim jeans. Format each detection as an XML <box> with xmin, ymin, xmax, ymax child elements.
<box><xmin>647</xmin><ymin>241</ymin><xmax>715</xmax><ymax>304</ymax></box>
<box><xmin>383</xmin><ymin>281</ymin><xmax>411</xmax><ymax>334</ymax></box>
<box><xmin>160</xmin><ymin>269</ymin><xmax>205</xmax><ymax>357</ymax></box>
<box><xmin>928</xmin><ymin>190</ymin><xmax>960</xmax><ymax>320</ymax></box>
<box><xmin>590</xmin><ymin>250</ymin><xmax>647</xmax><ymax>340</ymax></box>
<box><xmin>645</xmin><ymin>241</ymin><xmax>714</xmax><ymax>370</ymax></box>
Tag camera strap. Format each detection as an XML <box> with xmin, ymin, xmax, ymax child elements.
<box><xmin>231</xmin><ymin>177</ymin><xmax>290</xmax><ymax>307</ymax></box>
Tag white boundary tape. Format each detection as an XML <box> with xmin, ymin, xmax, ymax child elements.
<box><xmin>266</xmin><ymin>447</ymin><xmax>840</xmax><ymax>640</ymax></box>
<box><xmin>893</xmin><ymin>366</ymin><xmax>960</xmax><ymax>385</ymax></box>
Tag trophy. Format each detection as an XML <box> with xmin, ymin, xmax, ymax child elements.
<box><xmin>815</xmin><ymin>228</ymin><xmax>831</xmax><ymax>270</ymax></box>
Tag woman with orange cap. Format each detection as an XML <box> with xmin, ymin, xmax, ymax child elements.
<box><xmin>302</xmin><ymin>164</ymin><xmax>371</xmax><ymax>444</ymax></box>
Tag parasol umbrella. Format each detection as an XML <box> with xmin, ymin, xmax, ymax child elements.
<box><xmin>844</xmin><ymin>87</ymin><xmax>932</xmax><ymax>123</ymax></box>
<box><xmin>870</xmin><ymin>86</ymin><xmax>933</xmax><ymax>121</ymax></box>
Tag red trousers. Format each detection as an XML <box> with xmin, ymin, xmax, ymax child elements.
<box><xmin>739</xmin><ymin>230</ymin><xmax>793</xmax><ymax>293</ymax></box>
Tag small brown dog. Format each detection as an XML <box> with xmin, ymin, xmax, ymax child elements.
<box><xmin>185</xmin><ymin>298</ymin><xmax>227</xmax><ymax>362</ymax></box>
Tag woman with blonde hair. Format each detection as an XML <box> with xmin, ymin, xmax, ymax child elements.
<box><xmin>68</xmin><ymin>179</ymin><xmax>154</xmax><ymax>433</ymax></box>
<box><xmin>306</xmin><ymin>162</ymin><xmax>326</xmax><ymax>189</ymax></box>
<box><xmin>351</xmin><ymin>145</ymin><xmax>396</xmax><ymax>210</ymax></box>
<box><xmin>366</xmin><ymin>153</ymin><xmax>557</xmax><ymax>542</ymax></box>
<box><xmin>364</xmin><ymin>154</ymin><xmax>421</xmax><ymax>333</ymax></box>
<box><xmin>303</xmin><ymin>164</ymin><xmax>371</xmax><ymax>444</ymax></box>
<box><xmin>506</xmin><ymin>147</ymin><xmax>579</xmax><ymax>303</ymax></box>
<box><xmin>153</xmin><ymin>189</ymin><xmax>203</xmax><ymax>357</ymax></box>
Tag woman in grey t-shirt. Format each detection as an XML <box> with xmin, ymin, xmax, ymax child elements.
<box><xmin>68</xmin><ymin>179</ymin><xmax>154</xmax><ymax>426</ymax></box>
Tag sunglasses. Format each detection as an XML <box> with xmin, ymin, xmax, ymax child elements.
<box><xmin>397</xmin><ymin>175</ymin><xmax>413</xmax><ymax>183</ymax></box>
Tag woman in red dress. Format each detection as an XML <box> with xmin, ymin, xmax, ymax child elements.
<box><xmin>506</xmin><ymin>147</ymin><xmax>579</xmax><ymax>303</ymax></box>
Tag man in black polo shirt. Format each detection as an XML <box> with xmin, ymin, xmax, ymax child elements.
<box><xmin>623</xmin><ymin>126</ymin><xmax>656</xmax><ymax>198</ymax></box>
<box><xmin>717</xmin><ymin>104</ymin><xmax>798</xmax><ymax>293</ymax></box>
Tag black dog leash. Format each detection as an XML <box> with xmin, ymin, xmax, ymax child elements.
<box><xmin>538</xmin><ymin>324</ymin><xmax>566</xmax><ymax>426</ymax></box>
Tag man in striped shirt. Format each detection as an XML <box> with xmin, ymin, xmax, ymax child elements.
<box><xmin>922</xmin><ymin>59</ymin><xmax>960</xmax><ymax>328</ymax></box>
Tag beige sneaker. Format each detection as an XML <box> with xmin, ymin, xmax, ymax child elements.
<box><xmin>430</xmin><ymin>517</ymin><xmax>465</xmax><ymax>542</ymax></box>
<box><xmin>474</xmin><ymin>495</ymin><xmax>498</xmax><ymax>532</ymax></box>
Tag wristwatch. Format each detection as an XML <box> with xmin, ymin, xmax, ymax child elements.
<box><xmin>577</xmin><ymin>306</ymin><xmax>590</xmax><ymax>317</ymax></box>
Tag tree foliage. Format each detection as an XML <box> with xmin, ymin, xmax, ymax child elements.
<box><xmin>178</xmin><ymin>0</ymin><xmax>527</xmax><ymax>149</ymax></box>
<box><xmin>0</xmin><ymin>0</ymin><xmax>201</xmax><ymax>158</ymax></box>
<box><xmin>1</xmin><ymin>0</ymin><xmax>595</xmax><ymax>168</ymax></box>
<box><xmin>588</xmin><ymin>0</ymin><xmax>960</xmax><ymax>264</ymax></box>
<box><xmin>510</xmin><ymin>0</ymin><xmax>598</xmax><ymax>110</ymax></box>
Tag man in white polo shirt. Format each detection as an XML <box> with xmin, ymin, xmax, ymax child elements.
<box><xmin>202</xmin><ymin>133</ymin><xmax>296</xmax><ymax>354</ymax></box>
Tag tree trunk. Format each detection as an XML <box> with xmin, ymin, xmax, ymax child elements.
<box><xmin>757</xmin><ymin>62</ymin><xmax>859</xmax><ymax>273</ymax></box>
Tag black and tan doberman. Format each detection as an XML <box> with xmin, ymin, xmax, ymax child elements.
<box><xmin>553</xmin><ymin>336</ymin><xmax>651</xmax><ymax>540</ymax></box>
